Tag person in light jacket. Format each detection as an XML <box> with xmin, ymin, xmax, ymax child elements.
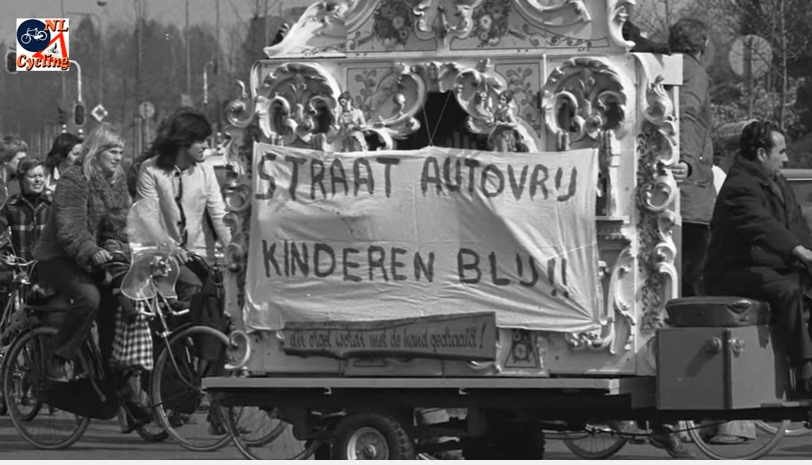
<box><xmin>135</xmin><ymin>107</ymin><xmax>231</xmax><ymax>312</ymax></box>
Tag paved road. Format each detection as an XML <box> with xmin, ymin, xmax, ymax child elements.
<box><xmin>2</xmin><ymin>416</ymin><xmax>812</xmax><ymax>459</ymax></box>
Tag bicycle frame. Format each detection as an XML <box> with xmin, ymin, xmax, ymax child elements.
<box><xmin>0</xmin><ymin>255</ymin><xmax>38</xmax><ymax>342</ymax></box>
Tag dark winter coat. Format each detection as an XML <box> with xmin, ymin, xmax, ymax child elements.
<box><xmin>679</xmin><ymin>54</ymin><xmax>716</xmax><ymax>224</ymax></box>
<box><xmin>704</xmin><ymin>156</ymin><xmax>812</xmax><ymax>289</ymax></box>
<box><xmin>33</xmin><ymin>166</ymin><xmax>131</xmax><ymax>273</ymax></box>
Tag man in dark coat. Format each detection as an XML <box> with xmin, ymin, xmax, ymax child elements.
<box><xmin>704</xmin><ymin>120</ymin><xmax>812</xmax><ymax>395</ymax></box>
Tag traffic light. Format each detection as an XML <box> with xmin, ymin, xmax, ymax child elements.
<box><xmin>5</xmin><ymin>50</ymin><xmax>16</xmax><ymax>74</ymax></box>
<box><xmin>74</xmin><ymin>103</ymin><xmax>86</xmax><ymax>126</ymax></box>
<box><xmin>58</xmin><ymin>107</ymin><xmax>67</xmax><ymax>125</ymax></box>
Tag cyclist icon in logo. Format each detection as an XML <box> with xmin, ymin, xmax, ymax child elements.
<box><xmin>17</xmin><ymin>19</ymin><xmax>51</xmax><ymax>53</ymax></box>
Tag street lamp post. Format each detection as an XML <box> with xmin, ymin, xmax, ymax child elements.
<box><xmin>203</xmin><ymin>61</ymin><xmax>215</xmax><ymax>106</ymax></box>
<box><xmin>68</xmin><ymin>11</ymin><xmax>103</xmax><ymax>107</ymax></box>
<box><xmin>69</xmin><ymin>59</ymin><xmax>82</xmax><ymax>134</ymax></box>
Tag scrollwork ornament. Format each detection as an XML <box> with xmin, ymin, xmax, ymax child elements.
<box><xmin>642</xmin><ymin>75</ymin><xmax>678</xmax><ymax>165</ymax></box>
<box><xmin>225</xmin><ymin>80</ymin><xmax>254</xmax><ymax>129</ymax></box>
<box><xmin>414</xmin><ymin>0</ymin><xmax>485</xmax><ymax>48</ymax></box>
<box><xmin>637</xmin><ymin>123</ymin><xmax>679</xmax><ymax>333</ymax></box>
<box><xmin>542</xmin><ymin>57</ymin><xmax>626</xmax><ymax>146</ymax></box>
<box><xmin>258</xmin><ymin>62</ymin><xmax>342</xmax><ymax>149</ymax></box>
<box><xmin>607</xmin><ymin>0</ymin><xmax>635</xmax><ymax>50</ymax></box>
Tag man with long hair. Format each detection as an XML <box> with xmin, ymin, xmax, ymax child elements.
<box><xmin>134</xmin><ymin>107</ymin><xmax>231</xmax><ymax>312</ymax></box>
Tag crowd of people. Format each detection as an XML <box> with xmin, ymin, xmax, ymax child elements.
<box><xmin>0</xmin><ymin>107</ymin><xmax>231</xmax><ymax>432</ymax></box>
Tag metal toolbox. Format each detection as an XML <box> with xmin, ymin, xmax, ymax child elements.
<box><xmin>656</xmin><ymin>326</ymin><xmax>791</xmax><ymax>410</ymax></box>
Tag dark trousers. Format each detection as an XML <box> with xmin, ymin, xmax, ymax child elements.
<box><xmin>707</xmin><ymin>273</ymin><xmax>812</xmax><ymax>366</ymax></box>
<box><xmin>39</xmin><ymin>258</ymin><xmax>102</xmax><ymax>360</ymax></box>
<box><xmin>681</xmin><ymin>222</ymin><xmax>711</xmax><ymax>297</ymax></box>
<box><xmin>176</xmin><ymin>264</ymin><xmax>203</xmax><ymax>310</ymax></box>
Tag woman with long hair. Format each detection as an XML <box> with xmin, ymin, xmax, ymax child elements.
<box><xmin>43</xmin><ymin>132</ymin><xmax>83</xmax><ymax>193</ymax></box>
<box><xmin>33</xmin><ymin>123</ymin><xmax>148</xmax><ymax>428</ymax></box>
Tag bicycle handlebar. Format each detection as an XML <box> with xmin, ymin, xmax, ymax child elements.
<box><xmin>0</xmin><ymin>253</ymin><xmax>36</xmax><ymax>269</ymax></box>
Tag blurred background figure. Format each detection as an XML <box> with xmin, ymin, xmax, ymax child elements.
<box><xmin>0</xmin><ymin>136</ymin><xmax>29</xmax><ymax>207</ymax></box>
<box><xmin>44</xmin><ymin>133</ymin><xmax>84</xmax><ymax>194</ymax></box>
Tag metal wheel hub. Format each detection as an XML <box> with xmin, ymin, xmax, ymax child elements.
<box><xmin>347</xmin><ymin>426</ymin><xmax>389</xmax><ymax>459</ymax></box>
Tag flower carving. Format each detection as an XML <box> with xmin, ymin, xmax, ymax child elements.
<box><xmin>472</xmin><ymin>0</ymin><xmax>513</xmax><ymax>47</ymax></box>
<box><xmin>373</xmin><ymin>0</ymin><xmax>417</xmax><ymax>47</ymax></box>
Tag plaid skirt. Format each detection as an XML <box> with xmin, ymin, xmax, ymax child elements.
<box><xmin>110</xmin><ymin>301</ymin><xmax>153</xmax><ymax>372</ymax></box>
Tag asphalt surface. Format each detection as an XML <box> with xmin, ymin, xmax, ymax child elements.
<box><xmin>2</xmin><ymin>415</ymin><xmax>812</xmax><ymax>460</ymax></box>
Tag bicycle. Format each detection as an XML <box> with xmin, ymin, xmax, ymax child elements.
<box><xmin>19</xmin><ymin>28</ymin><xmax>47</xmax><ymax>45</ymax></box>
<box><xmin>1</xmin><ymin>200</ymin><xmax>234</xmax><ymax>451</ymax></box>
<box><xmin>0</xmin><ymin>251</ymin><xmax>47</xmax><ymax>419</ymax></box>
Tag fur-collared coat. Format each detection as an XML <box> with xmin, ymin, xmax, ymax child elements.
<box><xmin>34</xmin><ymin>166</ymin><xmax>131</xmax><ymax>272</ymax></box>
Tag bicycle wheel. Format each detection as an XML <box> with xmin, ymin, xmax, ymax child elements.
<box><xmin>562</xmin><ymin>424</ymin><xmax>629</xmax><ymax>460</ymax></box>
<box><xmin>2</xmin><ymin>326</ymin><xmax>91</xmax><ymax>450</ymax></box>
<box><xmin>755</xmin><ymin>420</ymin><xmax>812</xmax><ymax>437</ymax></box>
<box><xmin>686</xmin><ymin>420</ymin><xmax>786</xmax><ymax>460</ymax></box>
<box><xmin>150</xmin><ymin>325</ymin><xmax>231</xmax><ymax>452</ymax></box>
<box><xmin>225</xmin><ymin>405</ymin><xmax>320</xmax><ymax>460</ymax></box>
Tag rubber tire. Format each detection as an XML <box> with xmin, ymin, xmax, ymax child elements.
<box><xmin>333</xmin><ymin>412</ymin><xmax>415</xmax><ymax>460</ymax></box>
<box><xmin>150</xmin><ymin>325</ymin><xmax>231</xmax><ymax>452</ymax></box>
<box><xmin>686</xmin><ymin>420</ymin><xmax>787</xmax><ymax>460</ymax></box>
<box><xmin>19</xmin><ymin>401</ymin><xmax>42</xmax><ymax>422</ymax></box>
<box><xmin>2</xmin><ymin>326</ymin><xmax>91</xmax><ymax>450</ymax></box>
<box><xmin>755</xmin><ymin>420</ymin><xmax>812</xmax><ymax>437</ymax></box>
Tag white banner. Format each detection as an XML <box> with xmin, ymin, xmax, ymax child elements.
<box><xmin>245</xmin><ymin>145</ymin><xmax>601</xmax><ymax>332</ymax></box>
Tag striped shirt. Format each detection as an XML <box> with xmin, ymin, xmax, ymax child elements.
<box><xmin>0</xmin><ymin>193</ymin><xmax>52</xmax><ymax>261</ymax></box>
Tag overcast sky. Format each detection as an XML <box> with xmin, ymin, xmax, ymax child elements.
<box><xmin>3</xmin><ymin>0</ymin><xmax>307</xmax><ymax>46</ymax></box>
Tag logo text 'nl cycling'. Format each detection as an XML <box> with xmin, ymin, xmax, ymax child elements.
<box><xmin>15</xmin><ymin>18</ymin><xmax>70</xmax><ymax>71</ymax></box>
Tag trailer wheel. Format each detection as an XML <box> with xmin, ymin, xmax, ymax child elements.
<box><xmin>334</xmin><ymin>412</ymin><xmax>415</xmax><ymax>460</ymax></box>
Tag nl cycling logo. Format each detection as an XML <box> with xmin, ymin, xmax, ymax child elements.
<box><xmin>15</xmin><ymin>18</ymin><xmax>70</xmax><ymax>71</ymax></box>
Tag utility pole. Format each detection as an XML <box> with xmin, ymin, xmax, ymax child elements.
<box><xmin>216</xmin><ymin>0</ymin><xmax>221</xmax><ymax>131</ymax></box>
<box><xmin>185</xmin><ymin>0</ymin><xmax>191</xmax><ymax>97</ymax></box>
<box><xmin>134</xmin><ymin>0</ymin><xmax>144</xmax><ymax>155</ymax></box>
<box><xmin>68</xmin><ymin>12</ymin><xmax>104</xmax><ymax>107</ymax></box>
<box><xmin>779</xmin><ymin>0</ymin><xmax>787</xmax><ymax>129</ymax></box>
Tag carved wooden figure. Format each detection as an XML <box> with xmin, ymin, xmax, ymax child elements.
<box><xmin>489</xmin><ymin>90</ymin><xmax>519</xmax><ymax>152</ymax></box>
<box><xmin>337</xmin><ymin>91</ymin><xmax>369</xmax><ymax>152</ymax></box>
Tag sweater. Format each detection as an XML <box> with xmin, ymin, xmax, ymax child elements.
<box><xmin>33</xmin><ymin>166</ymin><xmax>131</xmax><ymax>272</ymax></box>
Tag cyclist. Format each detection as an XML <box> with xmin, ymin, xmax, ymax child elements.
<box><xmin>134</xmin><ymin>107</ymin><xmax>231</xmax><ymax>313</ymax></box>
<box><xmin>0</xmin><ymin>158</ymin><xmax>51</xmax><ymax>262</ymax></box>
<box><xmin>32</xmin><ymin>123</ymin><xmax>151</xmax><ymax>427</ymax></box>
<box><xmin>44</xmin><ymin>133</ymin><xmax>83</xmax><ymax>194</ymax></box>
